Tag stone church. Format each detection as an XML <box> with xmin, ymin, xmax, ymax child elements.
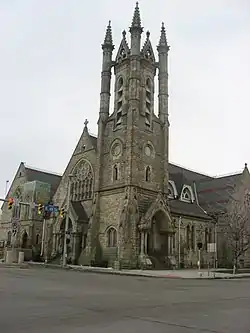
<box><xmin>1</xmin><ymin>3</ymin><xmax>250</xmax><ymax>269</ymax></box>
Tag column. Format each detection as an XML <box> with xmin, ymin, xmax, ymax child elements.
<box><xmin>144</xmin><ymin>233</ymin><xmax>148</xmax><ymax>255</ymax></box>
<box><xmin>140</xmin><ymin>231</ymin><xmax>145</xmax><ymax>255</ymax></box>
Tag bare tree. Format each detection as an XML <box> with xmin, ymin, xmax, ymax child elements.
<box><xmin>222</xmin><ymin>186</ymin><xmax>250</xmax><ymax>273</ymax></box>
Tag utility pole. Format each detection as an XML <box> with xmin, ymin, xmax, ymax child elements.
<box><xmin>62</xmin><ymin>175</ymin><xmax>73</xmax><ymax>267</ymax></box>
<box><xmin>40</xmin><ymin>217</ymin><xmax>46</xmax><ymax>258</ymax></box>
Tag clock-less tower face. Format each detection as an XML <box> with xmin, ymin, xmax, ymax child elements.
<box><xmin>110</xmin><ymin>140</ymin><xmax>123</xmax><ymax>160</ymax></box>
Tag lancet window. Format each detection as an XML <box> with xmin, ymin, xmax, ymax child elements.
<box><xmin>71</xmin><ymin>160</ymin><xmax>93</xmax><ymax>201</ymax></box>
<box><xmin>145</xmin><ymin>78</ymin><xmax>152</xmax><ymax>128</ymax></box>
<box><xmin>116</xmin><ymin>77</ymin><xmax>123</xmax><ymax>126</ymax></box>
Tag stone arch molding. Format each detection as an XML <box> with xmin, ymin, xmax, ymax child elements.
<box><xmin>54</xmin><ymin>212</ymin><xmax>77</xmax><ymax>234</ymax></box>
<box><xmin>53</xmin><ymin>201</ymin><xmax>78</xmax><ymax>234</ymax></box>
<box><xmin>139</xmin><ymin>192</ymin><xmax>174</xmax><ymax>231</ymax></box>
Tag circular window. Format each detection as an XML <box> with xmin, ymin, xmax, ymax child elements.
<box><xmin>111</xmin><ymin>141</ymin><xmax>122</xmax><ymax>158</ymax></box>
<box><xmin>144</xmin><ymin>143</ymin><xmax>155</xmax><ymax>158</ymax></box>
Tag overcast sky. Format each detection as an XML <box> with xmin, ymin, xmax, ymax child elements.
<box><xmin>0</xmin><ymin>0</ymin><xmax>250</xmax><ymax>199</ymax></box>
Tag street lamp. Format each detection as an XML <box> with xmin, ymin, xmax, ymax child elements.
<box><xmin>62</xmin><ymin>174</ymin><xmax>73</xmax><ymax>267</ymax></box>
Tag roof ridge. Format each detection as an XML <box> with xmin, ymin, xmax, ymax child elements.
<box><xmin>25</xmin><ymin>165</ymin><xmax>62</xmax><ymax>177</ymax></box>
<box><xmin>213</xmin><ymin>171</ymin><xmax>242</xmax><ymax>179</ymax></box>
<box><xmin>169</xmin><ymin>161</ymin><xmax>212</xmax><ymax>178</ymax></box>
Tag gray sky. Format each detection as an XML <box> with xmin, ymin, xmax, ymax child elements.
<box><xmin>0</xmin><ymin>0</ymin><xmax>250</xmax><ymax>199</ymax></box>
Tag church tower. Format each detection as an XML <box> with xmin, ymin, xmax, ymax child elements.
<box><xmin>85</xmin><ymin>3</ymin><xmax>171</xmax><ymax>268</ymax></box>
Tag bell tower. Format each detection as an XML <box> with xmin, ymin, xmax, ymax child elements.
<box><xmin>85</xmin><ymin>3</ymin><xmax>171</xmax><ymax>268</ymax></box>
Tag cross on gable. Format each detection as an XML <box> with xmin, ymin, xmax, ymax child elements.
<box><xmin>84</xmin><ymin>119</ymin><xmax>89</xmax><ymax>127</ymax></box>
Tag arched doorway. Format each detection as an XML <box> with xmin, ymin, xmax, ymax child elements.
<box><xmin>147</xmin><ymin>210</ymin><xmax>175</xmax><ymax>268</ymax></box>
<box><xmin>21</xmin><ymin>232</ymin><xmax>28</xmax><ymax>248</ymax></box>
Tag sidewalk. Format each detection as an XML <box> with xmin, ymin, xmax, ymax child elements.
<box><xmin>1</xmin><ymin>261</ymin><xmax>250</xmax><ymax>279</ymax></box>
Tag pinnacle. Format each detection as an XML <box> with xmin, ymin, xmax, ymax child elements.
<box><xmin>102</xmin><ymin>20</ymin><xmax>114</xmax><ymax>50</ymax></box>
<box><xmin>130</xmin><ymin>2</ymin><xmax>143</xmax><ymax>33</ymax></box>
<box><xmin>157</xmin><ymin>22</ymin><xmax>169</xmax><ymax>51</ymax></box>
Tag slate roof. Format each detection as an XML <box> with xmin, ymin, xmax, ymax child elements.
<box><xmin>169</xmin><ymin>163</ymin><xmax>212</xmax><ymax>193</ymax></box>
<box><xmin>196</xmin><ymin>173</ymin><xmax>242</xmax><ymax>214</ymax></box>
<box><xmin>169</xmin><ymin>199</ymin><xmax>211</xmax><ymax>220</ymax></box>
<box><xmin>25</xmin><ymin>166</ymin><xmax>62</xmax><ymax>197</ymax></box>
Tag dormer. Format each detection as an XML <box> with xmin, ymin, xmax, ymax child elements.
<box><xmin>180</xmin><ymin>185</ymin><xmax>195</xmax><ymax>203</ymax></box>
<box><xmin>168</xmin><ymin>180</ymin><xmax>178</xmax><ymax>199</ymax></box>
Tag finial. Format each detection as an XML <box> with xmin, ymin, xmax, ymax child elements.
<box><xmin>245</xmin><ymin>163</ymin><xmax>248</xmax><ymax>168</ymax></box>
<box><xmin>146</xmin><ymin>31</ymin><xmax>150</xmax><ymax>39</ymax></box>
<box><xmin>84</xmin><ymin>119</ymin><xmax>89</xmax><ymax>129</ymax></box>
<box><xmin>122</xmin><ymin>30</ymin><xmax>126</xmax><ymax>38</ymax></box>
<box><xmin>130</xmin><ymin>2</ymin><xmax>143</xmax><ymax>33</ymax></box>
<box><xmin>102</xmin><ymin>20</ymin><xmax>114</xmax><ymax>50</ymax></box>
<box><xmin>157</xmin><ymin>22</ymin><xmax>170</xmax><ymax>51</ymax></box>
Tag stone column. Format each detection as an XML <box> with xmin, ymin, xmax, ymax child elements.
<box><xmin>140</xmin><ymin>231</ymin><xmax>145</xmax><ymax>255</ymax></box>
<box><xmin>144</xmin><ymin>232</ymin><xmax>148</xmax><ymax>254</ymax></box>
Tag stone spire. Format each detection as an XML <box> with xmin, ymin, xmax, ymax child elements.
<box><xmin>102</xmin><ymin>20</ymin><xmax>114</xmax><ymax>50</ymax></box>
<box><xmin>129</xmin><ymin>2</ymin><xmax>143</xmax><ymax>55</ymax></box>
<box><xmin>130</xmin><ymin>2</ymin><xmax>143</xmax><ymax>33</ymax></box>
<box><xmin>157</xmin><ymin>22</ymin><xmax>170</xmax><ymax>51</ymax></box>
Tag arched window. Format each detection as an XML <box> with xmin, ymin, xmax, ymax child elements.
<box><xmin>181</xmin><ymin>187</ymin><xmax>192</xmax><ymax>202</ymax></box>
<box><xmin>113</xmin><ymin>165</ymin><xmax>118</xmax><ymax>181</ymax></box>
<box><xmin>208</xmin><ymin>228</ymin><xmax>212</xmax><ymax>244</ymax></box>
<box><xmin>145</xmin><ymin>166</ymin><xmax>151</xmax><ymax>182</ymax></box>
<box><xmin>205</xmin><ymin>228</ymin><xmax>208</xmax><ymax>251</ymax></box>
<box><xmin>145</xmin><ymin>78</ymin><xmax>152</xmax><ymax>128</ymax></box>
<box><xmin>186</xmin><ymin>225</ymin><xmax>190</xmax><ymax>249</ymax></box>
<box><xmin>116</xmin><ymin>77</ymin><xmax>123</xmax><ymax>126</ymax></box>
<box><xmin>12</xmin><ymin>187</ymin><xmax>22</xmax><ymax>219</ymax></box>
<box><xmin>35</xmin><ymin>234</ymin><xmax>39</xmax><ymax>245</ymax></box>
<box><xmin>191</xmin><ymin>226</ymin><xmax>195</xmax><ymax>250</ymax></box>
<box><xmin>168</xmin><ymin>182</ymin><xmax>174</xmax><ymax>198</ymax></box>
<box><xmin>107</xmin><ymin>227</ymin><xmax>117</xmax><ymax>247</ymax></box>
<box><xmin>71</xmin><ymin>160</ymin><xmax>94</xmax><ymax>201</ymax></box>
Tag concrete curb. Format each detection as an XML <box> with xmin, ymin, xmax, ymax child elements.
<box><xmin>25</xmin><ymin>262</ymin><xmax>250</xmax><ymax>280</ymax></box>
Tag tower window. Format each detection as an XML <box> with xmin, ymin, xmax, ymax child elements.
<box><xmin>145</xmin><ymin>78</ymin><xmax>152</xmax><ymax>128</ymax></box>
<box><xmin>145</xmin><ymin>166</ymin><xmax>151</xmax><ymax>182</ymax></box>
<box><xmin>116</xmin><ymin>77</ymin><xmax>124</xmax><ymax>127</ymax></box>
<box><xmin>113</xmin><ymin>164</ymin><xmax>119</xmax><ymax>181</ymax></box>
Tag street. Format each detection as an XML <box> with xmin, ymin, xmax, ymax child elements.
<box><xmin>0</xmin><ymin>267</ymin><xmax>250</xmax><ymax>333</ymax></box>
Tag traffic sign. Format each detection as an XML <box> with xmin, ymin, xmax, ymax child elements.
<box><xmin>44</xmin><ymin>204</ymin><xmax>59</xmax><ymax>213</ymax></box>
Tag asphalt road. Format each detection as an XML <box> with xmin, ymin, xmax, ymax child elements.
<box><xmin>0</xmin><ymin>267</ymin><xmax>250</xmax><ymax>333</ymax></box>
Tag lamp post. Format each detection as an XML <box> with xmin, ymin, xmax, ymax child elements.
<box><xmin>62</xmin><ymin>175</ymin><xmax>73</xmax><ymax>267</ymax></box>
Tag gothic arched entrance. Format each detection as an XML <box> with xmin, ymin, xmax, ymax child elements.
<box><xmin>147</xmin><ymin>210</ymin><xmax>175</xmax><ymax>268</ymax></box>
